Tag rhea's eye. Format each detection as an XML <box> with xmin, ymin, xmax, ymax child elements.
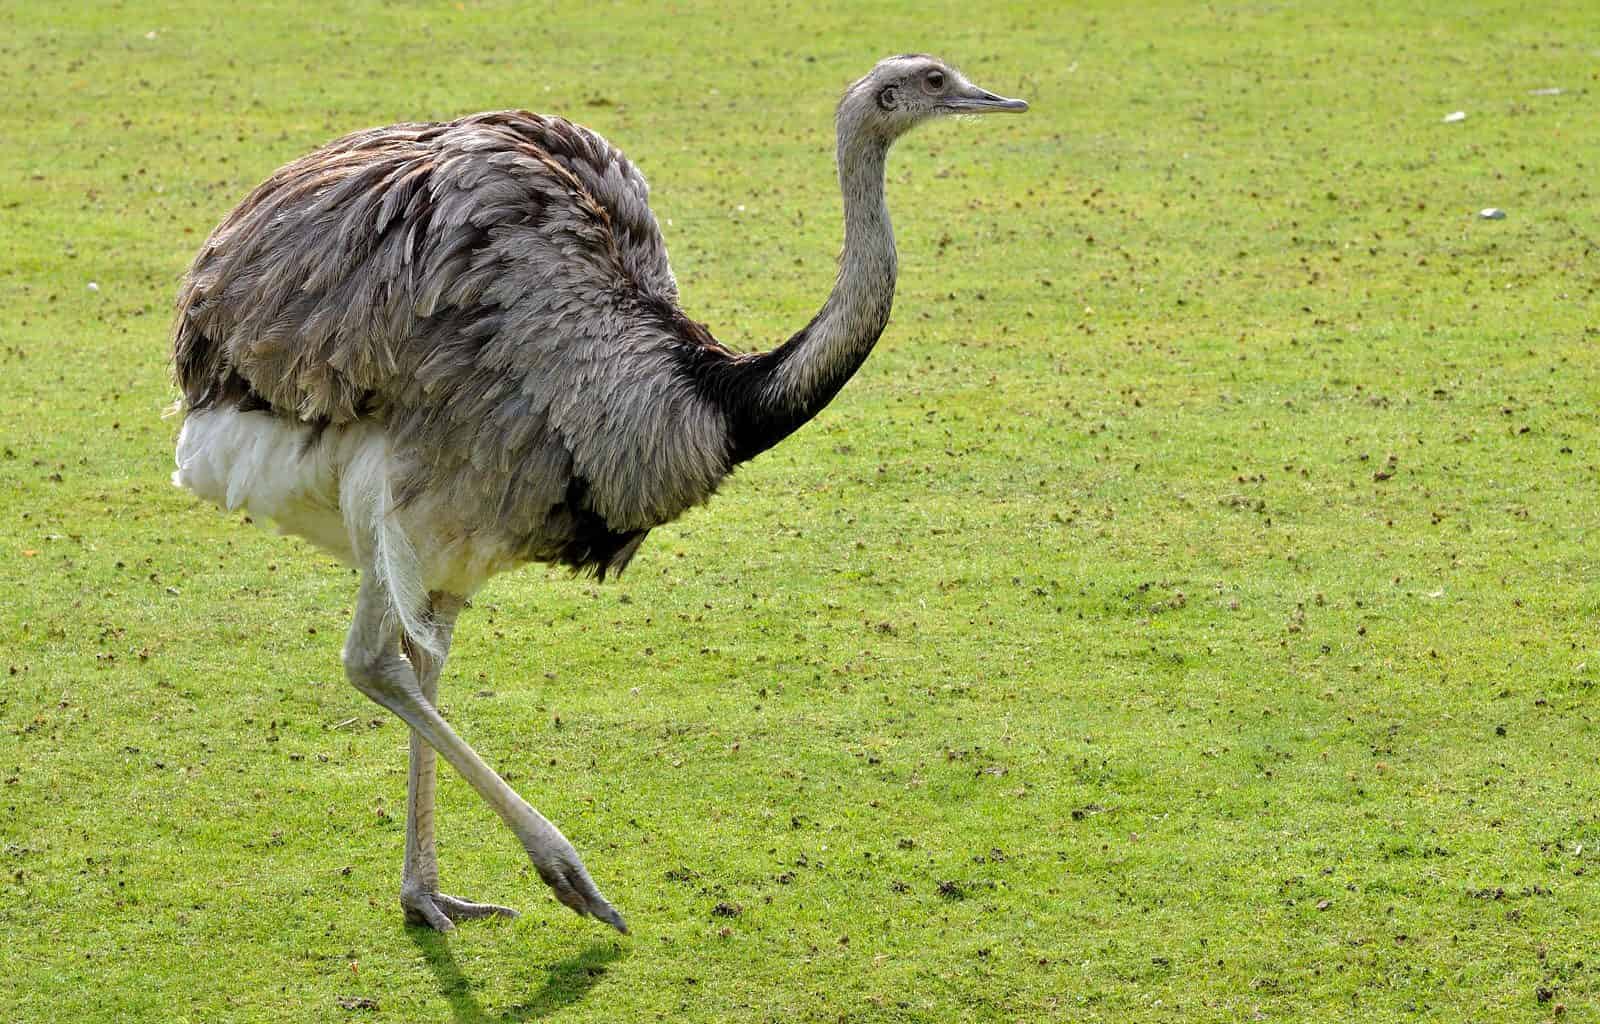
<box><xmin>926</xmin><ymin>70</ymin><xmax>946</xmax><ymax>91</ymax></box>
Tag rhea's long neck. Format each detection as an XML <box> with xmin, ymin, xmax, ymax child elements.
<box><xmin>717</xmin><ymin>126</ymin><xmax>897</xmax><ymax>464</ymax></box>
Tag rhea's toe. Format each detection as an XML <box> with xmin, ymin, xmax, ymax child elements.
<box><xmin>434</xmin><ymin>893</ymin><xmax>519</xmax><ymax>922</ymax></box>
<box><xmin>537</xmin><ymin>860</ymin><xmax>627</xmax><ymax>933</ymax></box>
<box><xmin>403</xmin><ymin>897</ymin><xmax>456</xmax><ymax>932</ymax></box>
<box><xmin>403</xmin><ymin>890</ymin><xmax>519</xmax><ymax>932</ymax></box>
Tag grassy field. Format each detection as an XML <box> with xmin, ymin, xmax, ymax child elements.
<box><xmin>2</xmin><ymin>1</ymin><xmax>1597</xmax><ymax>1020</ymax></box>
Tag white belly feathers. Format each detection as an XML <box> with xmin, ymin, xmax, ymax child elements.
<box><xmin>172</xmin><ymin>408</ymin><xmax>521</xmax><ymax>653</ymax></box>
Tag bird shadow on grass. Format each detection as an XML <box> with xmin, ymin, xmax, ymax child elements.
<box><xmin>409</xmin><ymin>926</ymin><xmax>625</xmax><ymax>1023</ymax></box>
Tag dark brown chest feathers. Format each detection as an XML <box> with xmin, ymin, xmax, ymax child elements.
<box><xmin>542</xmin><ymin>476</ymin><xmax>649</xmax><ymax>580</ymax></box>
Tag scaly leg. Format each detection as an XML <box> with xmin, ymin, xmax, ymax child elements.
<box><xmin>344</xmin><ymin>574</ymin><xmax>627</xmax><ymax>934</ymax></box>
<box><xmin>396</xmin><ymin>594</ymin><xmax>519</xmax><ymax>930</ymax></box>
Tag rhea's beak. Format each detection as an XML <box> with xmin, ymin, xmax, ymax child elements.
<box><xmin>945</xmin><ymin>86</ymin><xmax>1029</xmax><ymax>114</ymax></box>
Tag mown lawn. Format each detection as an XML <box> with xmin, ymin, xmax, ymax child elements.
<box><xmin>1</xmin><ymin>1</ymin><xmax>1596</xmax><ymax>1021</ymax></box>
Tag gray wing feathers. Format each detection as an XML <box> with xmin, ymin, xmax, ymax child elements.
<box><xmin>175</xmin><ymin>111</ymin><xmax>727</xmax><ymax>544</ymax></box>
<box><xmin>502</xmin><ymin>114</ymin><xmax>678</xmax><ymax>301</ymax></box>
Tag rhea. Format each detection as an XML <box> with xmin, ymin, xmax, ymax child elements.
<box><xmin>171</xmin><ymin>55</ymin><xmax>1026</xmax><ymax>934</ymax></box>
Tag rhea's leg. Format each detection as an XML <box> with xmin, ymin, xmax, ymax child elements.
<box><xmin>344</xmin><ymin>574</ymin><xmax>627</xmax><ymax>934</ymax></box>
<box><xmin>396</xmin><ymin>594</ymin><xmax>519</xmax><ymax>930</ymax></box>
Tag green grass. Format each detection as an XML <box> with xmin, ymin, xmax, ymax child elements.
<box><xmin>3</xmin><ymin>1</ymin><xmax>1598</xmax><ymax>1020</ymax></box>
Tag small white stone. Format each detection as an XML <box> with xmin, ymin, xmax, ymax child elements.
<box><xmin>86</xmin><ymin>281</ymin><xmax>99</xmax><ymax>291</ymax></box>
<box><xmin>1442</xmin><ymin>110</ymin><xmax>1466</xmax><ymax>123</ymax></box>
<box><xmin>1528</xmin><ymin>87</ymin><xmax>1563</xmax><ymax>96</ymax></box>
<box><xmin>1479</xmin><ymin>208</ymin><xmax>1506</xmax><ymax>220</ymax></box>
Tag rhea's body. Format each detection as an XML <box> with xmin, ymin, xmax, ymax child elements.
<box><xmin>174</xmin><ymin>113</ymin><xmax>737</xmax><ymax>610</ymax></box>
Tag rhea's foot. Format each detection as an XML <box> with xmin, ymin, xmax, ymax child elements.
<box><xmin>401</xmin><ymin>889</ymin><xmax>520</xmax><ymax>932</ymax></box>
<box><xmin>534</xmin><ymin>856</ymin><xmax>629</xmax><ymax>934</ymax></box>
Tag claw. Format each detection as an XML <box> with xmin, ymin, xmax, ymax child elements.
<box><xmin>592</xmin><ymin>900</ymin><xmax>629</xmax><ymax>935</ymax></box>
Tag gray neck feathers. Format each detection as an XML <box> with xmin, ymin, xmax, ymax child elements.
<box><xmin>691</xmin><ymin>100</ymin><xmax>900</xmax><ymax>465</ymax></box>
<box><xmin>762</xmin><ymin>114</ymin><xmax>897</xmax><ymax>411</ymax></box>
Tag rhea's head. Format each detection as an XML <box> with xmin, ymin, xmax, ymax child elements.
<box><xmin>838</xmin><ymin>54</ymin><xmax>1028</xmax><ymax>143</ymax></box>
